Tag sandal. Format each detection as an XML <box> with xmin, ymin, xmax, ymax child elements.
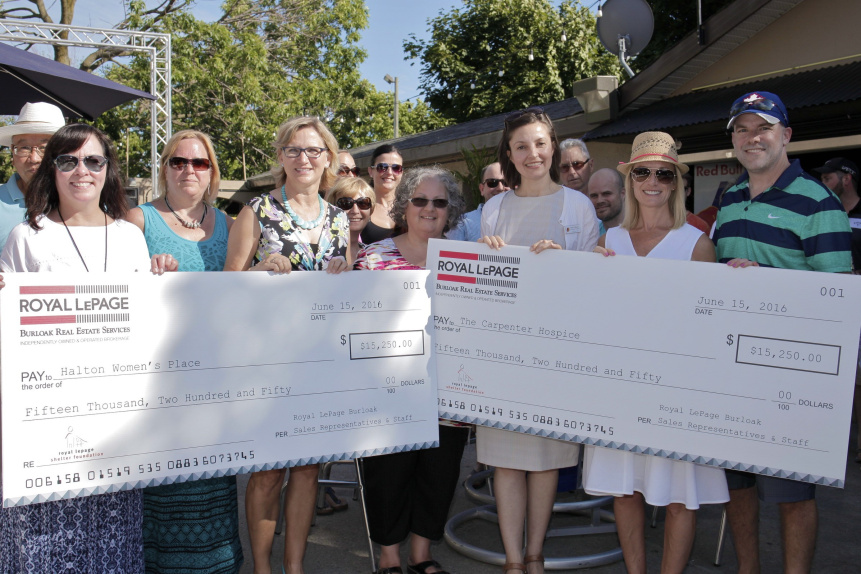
<box><xmin>525</xmin><ymin>554</ymin><xmax>544</xmax><ymax>566</ymax></box>
<box><xmin>502</xmin><ymin>563</ymin><xmax>526</xmax><ymax>573</ymax></box>
<box><xmin>324</xmin><ymin>486</ymin><xmax>348</xmax><ymax>511</ymax></box>
<box><xmin>407</xmin><ymin>560</ymin><xmax>450</xmax><ymax>574</ymax></box>
<box><xmin>375</xmin><ymin>568</ymin><xmax>403</xmax><ymax>574</ymax></box>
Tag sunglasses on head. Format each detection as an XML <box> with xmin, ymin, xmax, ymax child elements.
<box><xmin>336</xmin><ymin>196</ymin><xmax>373</xmax><ymax>211</ymax></box>
<box><xmin>168</xmin><ymin>157</ymin><xmax>211</xmax><ymax>171</ymax></box>
<box><xmin>560</xmin><ymin>160</ymin><xmax>589</xmax><ymax>171</ymax></box>
<box><xmin>729</xmin><ymin>97</ymin><xmax>788</xmax><ymax>125</ymax></box>
<box><xmin>54</xmin><ymin>154</ymin><xmax>108</xmax><ymax>173</ymax></box>
<box><xmin>338</xmin><ymin>165</ymin><xmax>361</xmax><ymax>176</ymax></box>
<box><xmin>505</xmin><ymin>106</ymin><xmax>546</xmax><ymax>124</ymax></box>
<box><xmin>631</xmin><ymin>167</ymin><xmax>676</xmax><ymax>185</ymax></box>
<box><xmin>371</xmin><ymin>162</ymin><xmax>403</xmax><ymax>174</ymax></box>
<box><xmin>409</xmin><ymin>197</ymin><xmax>449</xmax><ymax>209</ymax></box>
<box><xmin>482</xmin><ymin>178</ymin><xmax>506</xmax><ymax>188</ymax></box>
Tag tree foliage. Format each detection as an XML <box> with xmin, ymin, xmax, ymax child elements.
<box><xmin>404</xmin><ymin>0</ymin><xmax>621</xmax><ymax>123</ymax></box>
<box><xmin>0</xmin><ymin>0</ymin><xmax>449</xmax><ymax>181</ymax></box>
<box><xmin>630</xmin><ymin>0</ymin><xmax>734</xmax><ymax>72</ymax></box>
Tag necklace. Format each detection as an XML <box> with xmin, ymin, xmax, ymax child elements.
<box><xmin>165</xmin><ymin>195</ymin><xmax>207</xmax><ymax>229</ymax></box>
<box><xmin>58</xmin><ymin>209</ymin><xmax>107</xmax><ymax>272</ymax></box>
<box><xmin>281</xmin><ymin>186</ymin><xmax>326</xmax><ymax>229</ymax></box>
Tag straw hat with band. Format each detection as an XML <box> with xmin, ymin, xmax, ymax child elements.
<box><xmin>0</xmin><ymin>102</ymin><xmax>66</xmax><ymax>147</ymax></box>
<box><xmin>616</xmin><ymin>131</ymin><xmax>689</xmax><ymax>177</ymax></box>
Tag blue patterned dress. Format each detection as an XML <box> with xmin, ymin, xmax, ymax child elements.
<box><xmin>138</xmin><ymin>203</ymin><xmax>243</xmax><ymax>574</ymax></box>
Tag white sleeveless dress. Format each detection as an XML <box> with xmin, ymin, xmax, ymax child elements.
<box><xmin>582</xmin><ymin>224</ymin><xmax>729</xmax><ymax>508</ymax></box>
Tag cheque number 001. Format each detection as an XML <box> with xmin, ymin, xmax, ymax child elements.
<box><xmin>820</xmin><ymin>287</ymin><xmax>844</xmax><ymax>298</ymax></box>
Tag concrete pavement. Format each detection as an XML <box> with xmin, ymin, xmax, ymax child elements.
<box><xmin>236</xmin><ymin>425</ymin><xmax>861</xmax><ymax>573</ymax></box>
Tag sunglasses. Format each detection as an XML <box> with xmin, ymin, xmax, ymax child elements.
<box><xmin>505</xmin><ymin>106</ymin><xmax>546</xmax><ymax>124</ymax></box>
<box><xmin>338</xmin><ymin>165</ymin><xmax>361</xmax><ymax>176</ymax></box>
<box><xmin>409</xmin><ymin>197</ymin><xmax>449</xmax><ymax>209</ymax></box>
<box><xmin>729</xmin><ymin>97</ymin><xmax>788</xmax><ymax>125</ymax></box>
<box><xmin>281</xmin><ymin>146</ymin><xmax>326</xmax><ymax>159</ymax></box>
<box><xmin>336</xmin><ymin>196</ymin><xmax>373</xmax><ymax>211</ymax></box>
<box><xmin>168</xmin><ymin>157</ymin><xmax>212</xmax><ymax>171</ymax></box>
<box><xmin>54</xmin><ymin>154</ymin><xmax>108</xmax><ymax>173</ymax></box>
<box><xmin>482</xmin><ymin>178</ymin><xmax>506</xmax><ymax>188</ymax></box>
<box><xmin>560</xmin><ymin>160</ymin><xmax>589</xmax><ymax>171</ymax></box>
<box><xmin>631</xmin><ymin>167</ymin><xmax>676</xmax><ymax>185</ymax></box>
<box><xmin>371</xmin><ymin>162</ymin><xmax>403</xmax><ymax>174</ymax></box>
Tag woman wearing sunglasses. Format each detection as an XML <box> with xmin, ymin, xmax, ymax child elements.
<box><xmin>0</xmin><ymin>123</ymin><xmax>175</xmax><ymax>573</ymax></box>
<box><xmin>354</xmin><ymin>167</ymin><xmax>468</xmax><ymax>574</ymax></box>
<box><xmin>477</xmin><ymin>107</ymin><xmax>599</xmax><ymax>574</ymax></box>
<box><xmin>325</xmin><ymin>176</ymin><xmax>376</xmax><ymax>264</ymax></box>
<box><xmin>363</xmin><ymin>144</ymin><xmax>404</xmax><ymax>244</ymax></box>
<box><xmin>584</xmin><ymin>132</ymin><xmax>727</xmax><ymax>574</ymax></box>
<box><xmin>125</xmin><ymin>129</ymin><xmax>243</xmax><ymax>574</ymax></box>
<box><xmin>224</xmin><ymin>116</ymin><xmax>348</xmax><ymax>574</ymax></box>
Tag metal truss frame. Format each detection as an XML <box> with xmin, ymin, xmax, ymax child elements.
<box><xmin>0</xmin><ymin>19</ymin><xmax>171</xmax><ymax>186</ymax></box>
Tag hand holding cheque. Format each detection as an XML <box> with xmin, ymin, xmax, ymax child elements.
<box><xmin>428</xmin><ymin>239</ymin><xmax>861</xmax><ymax>487</ymax></box>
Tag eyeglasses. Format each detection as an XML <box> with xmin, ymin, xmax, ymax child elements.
<box><xmin>729</xmin><ymin>97</ymin><xmax>788</xmax><ymax>125</ymax></box>
<box><xmin>505</xmin><ymin>106</ymin><xmax>546</xmax><ymax>124</ymax></box>
<box><xmin>168</xmin><ymin>157</ymin><xmax>211</xmax><ymax>171</ymax></box>
<box><xmin>409</xmin><ymin>197</ymin><xmax>449</xmax><ymax>209</ymax></box>
<box><xmin>371</xmin><ymin>162</ymin><xmax>403</xmax><ymax>175</ymax></box>
<box><xmin>12</xmin><ymin>144</ymin><xmax>47</xmax><ymax>158</ymax></box>
<box><xmin>336</xmin><ymin>196</ymin><xmax>373</xmax><ymax>211</ymax></box>
<box><xmin>630</xmin><ymin>167</ymin><xmax>676</xmax><ymax>185</ymax></box>
<box><xmin>281</xmin><ymin>146</ymin><xmax>326</xmax><ymax>159</ymax></box>
<box><xmin>560</xmin><ymin>160</ymin><xmax>589</xmax><ymax>171</ymax></box>
<box><xmin>338</xmin><ymin>165</ymin><xmax>361</xmax><ymax>176</ymax></box>
<box><xmin>54</xmin><ymin>154</ymin><xmax>108</xmax><ymax>173</ymax></box>
<box><xmin>482</xmin><ymin>178</ymin><xmax>506</xmax><ymax>188</ymax></box>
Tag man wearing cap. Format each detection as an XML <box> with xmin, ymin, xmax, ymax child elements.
<box><xmin>814</xmin><ymin>157</ymin><xmax>860</xmax><ymax>270</ymax></box>
<box><xmin>714</xmin><ymin>92</ymin><xmax>851</xmax><ymax>574</ymax></box>
<box><xmin>813</xmin><ymin>156</ymin><xmax>861</xmax><ymax>468</ymax></box>
<box><xmin>447</xmin><ymin>162</ymin><xmax>509</xmax><ymax>241</ymax></box>
<box><xmin>0</xmin><ymin>102</ymin><xmax>65</xmax><ymax>250</ymax></box>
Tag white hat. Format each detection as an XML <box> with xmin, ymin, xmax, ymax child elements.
<box><xmin>0</xmin><ymin>102</ymin><xmax>65</xmax><ymax>146</ymax></box>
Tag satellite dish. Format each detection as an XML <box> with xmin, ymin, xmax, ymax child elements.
<box><xmin>596</xmin><ymin>0</ymin><xmax>654</xmax><ymax>78</ymax></box>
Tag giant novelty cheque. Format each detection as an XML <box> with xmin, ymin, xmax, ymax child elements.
<box><xmin>2</xmin><ymin>270</ymin><xmax>437</xmax><ymax>507</ymax></box>
<box><xmin>428</xmin><ymin>239</ymin><xmax>860</xmax><ymax>488</ymax></box>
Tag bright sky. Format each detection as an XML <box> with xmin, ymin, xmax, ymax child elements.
<box><xmin>42</xmin><ymin>0</ymin><xmax>574</xmax><ymax>104</ymax></box>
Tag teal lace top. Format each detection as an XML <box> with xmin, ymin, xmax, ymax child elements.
<box><xmin>139</xmin><ymin>202</ymin><xmax>229</xmax><ymax>271</ymax></box>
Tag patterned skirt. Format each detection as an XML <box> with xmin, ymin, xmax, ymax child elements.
<box><xmin>142</xmin><ymin>476</ymin><xmax>243</xmax><ymax>574</ymax></box>
<box><xmin>0</xmin><ymin>483</ymin><xmax>144</xmax><ymax>574</ymax></box>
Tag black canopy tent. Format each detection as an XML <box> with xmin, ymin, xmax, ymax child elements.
<box><xmin>0</xmin><ymin>42</ymin><xmax>155</xmax><ymax>120</ymax></box>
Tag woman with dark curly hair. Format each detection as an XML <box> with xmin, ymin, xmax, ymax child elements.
<box><xmin>354</xmin><ymin>166</ymin><xmax>467</xmax><ymax>574</ymax></box>
<box><xmin>0</xmin><ymin>123</ymin><xmax>176</xmax><ymax>574</ymax></box>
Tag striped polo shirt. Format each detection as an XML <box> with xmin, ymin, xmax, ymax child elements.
<box><xmin>713</xmin><ymin>160</ymin><xmax>851</xmax><ymax>272</ymax></box>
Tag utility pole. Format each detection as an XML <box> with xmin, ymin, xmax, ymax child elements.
<box><xmin>384</xmin><ymin>74</ymin><xmax>399</xmax><ymax>138</ymax></box>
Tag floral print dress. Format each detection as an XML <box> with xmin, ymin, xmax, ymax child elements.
<box><xmin>249</xmin><ymin>192</ymin><xmax>348</xmax><ymax>269</ymax></box>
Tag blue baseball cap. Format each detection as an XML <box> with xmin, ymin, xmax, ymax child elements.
<box><xmin>727</xmin><ymin>91</ymin><xmax>789</xmax><ymax>129</ymax></box>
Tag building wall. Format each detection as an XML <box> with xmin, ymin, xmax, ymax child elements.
<box><xmin>672</xmin><ymin>0</ymin><xmax>861</xmax><ymax>96</ymax></box>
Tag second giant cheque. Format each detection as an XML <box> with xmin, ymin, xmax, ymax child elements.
<box><xmin>428</xmin><ymin>240</ymin><xmax>861</xmax><ymax>488</ymax></box>
<box><xmin>2</xmin><ymin>270</ymin><xmax>436</xmax><ymax>507</ymax></box>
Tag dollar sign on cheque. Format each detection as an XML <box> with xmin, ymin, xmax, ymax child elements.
<box><xmin>726</xmin><ymin>334</ymin><xmax>734</xmax><ymax>346</ymax></box>
<box><xmin>341</xmin><ymin>335</ymin><xmax>346</xmax><ymax>346</ymax></box>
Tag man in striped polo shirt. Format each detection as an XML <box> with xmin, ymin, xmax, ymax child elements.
<box><xmin>714</xmin><ymin>91</ymin><xmax>852</xmax><ymax>574</ymax></box>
